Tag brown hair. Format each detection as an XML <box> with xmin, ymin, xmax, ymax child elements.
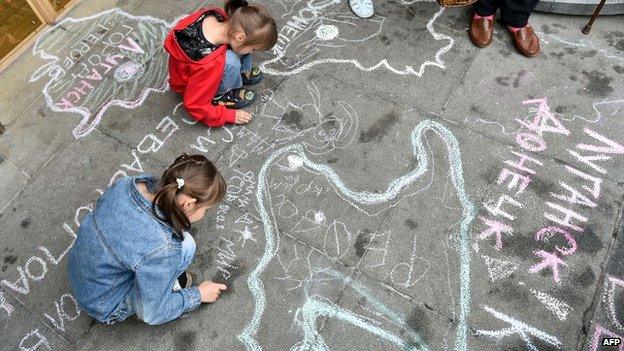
<box><xmin>225</xmin><ymin>0</ymin><xmax>278</xmax><ymax>51</ymax></box>
<box><xmin>152</xmin><ymin>154</ymin><xmax>226</xmax><ymax>239</ymax></box>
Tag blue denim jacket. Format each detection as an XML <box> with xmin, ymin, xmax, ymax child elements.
<box><xmin>68</xmin><ymin>174</ymin><xmax>202</xmax><ymax>325</ymax></box>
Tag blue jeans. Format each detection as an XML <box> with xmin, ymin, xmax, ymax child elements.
<box><xmin>216</xmin><ymin>50</ymin><xmax>252</xmax><ymax>96</ymax></box>
<box><xmin>119</xmin><ymin>231</ymin><xmax>196</xmax><ymax>323</ymax></box>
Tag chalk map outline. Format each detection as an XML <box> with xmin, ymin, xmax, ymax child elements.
<box><xmin>238</xmin><ymin>119</ymin><xmax>477</xmax><ymax>351</ymax></box>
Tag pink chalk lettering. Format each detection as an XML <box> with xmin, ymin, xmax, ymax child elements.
<box><xmin>551</xmin><ymin>182</ymin><xmax>597</xmax><ymax>208</ymax></box>
<box><xmin>85</xmin><ymin>67</ymin><xmax>103</xmax><ymax>81</ymax></box>
<box><xmin>0</xmin><ymin>290</ymin><xmax>14</xmax><ymax>316</ymax></box>
<box><xmin>578</xmin><ymin>128</ymin><xmax>624</xmax><ymax>155</ymax></box>
<box><xmin>544</xmin><ymin>201</ymin><xmax>587</xmax><ymax>232</ymax></box>
<box><xmin>568</xmin><ymin>149</ymin><xmax>610</xmax><ymax>175</ymax></box>
<box><xmin>589</xmin><ymin>325</ymin><xmax>624</xmax><ymax>351</ymax></box>
<box><xmin>477</xmin><ymin>216</ymin><xmax>513</xmax><ymax>250</ymax></box>
<box><xmin>19</xmin><ymin>329</ymin><xmax>50</xmax><ymax>351</ymax></box>
<box><xmin>528</xmin><ymin>250</ymin><xmax>566</xmax><ymax>283</ymax></box>
<box><xmin>497</xmin><ymin>168</ymin><xmax>532</xmax><ymax>194</ymax></box>
<box><xmin>1</xmin><ymin>266</ymin><xmax>30</xmax><ymax>294</ymax></box>
<box><xmin>106</xmin><ymin>54</ymin><xmax>124</xmax><ymax>66</ymax></box>
<box><xmin>66</xmin><ymin>91</ymin><xmax>82</xmax><ymax>104</ymax></box>
<box><xmin>544</xmin><ymin>202</ymin><xmax>587</xmax><ymax>232</ymax></box>
<box><xmin>57</xmin><ymin>97</ymin><xmax>74</xmax><ymax>109</ymax></box>
<box><xmin>73</xmin><ymin>79</ymin><xmax>94</xmax><ymax>95</ymax></box>
<box><xmin>98</xmin><ymin>61</ymin><xmax>115</xmax><ymax>74</ymax></box>
<box><xmin>117</xmin><ymin>37</ymin><xmax>145</xmax><ymax>54</ymax></box>
<box><xmin>519</xmin><ymin>98</ymin><xmax>570</xmax><ymax>136</ymax></box>
<box><xmin>516</xmin><ymin>132</ymin><xmax>546</xmax><ymax>152</ymax></box>
<box><xmin>565</xmin><ymin>165</ymin><xmax>602</xmax><ymax>199</ymax></box>
<box><xmin>485</xmin><ymin>194</ymin><xmax>523</xmax><ymax>220</ymax></box>
<box><xmin>504</xmin><ymin>151</ymin><xmax>543</xmax><ymax>175</ymax></box>
<box><xmin>534</xmin><ymin>226</ymin><xmax>577</xmax><ymax>256</ymax></box>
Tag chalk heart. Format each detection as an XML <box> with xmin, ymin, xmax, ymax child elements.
<box><xmin>30</xmin><ymin>9</ymin><xmax>172</xmax><ymax>138</ymax></box>
<box><xmin>260</xmin><ymin>0</ymin><xmax>453</xmax><ymax>77</ymax></box>
<box><xmin>238</xmin><ymin>119</ymin><xmax>476</xmax><ymax>351</ymax></box>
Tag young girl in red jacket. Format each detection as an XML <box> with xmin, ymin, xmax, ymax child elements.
<box><xmin>165</xmin><ymin>0</ymin><xmax>277</xmax><ymax>127</ymax></box>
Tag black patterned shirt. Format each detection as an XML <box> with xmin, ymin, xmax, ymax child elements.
<box><xmin>175</xmin><ymin>10</ymin><xmax>224</xmax><ymax>61</ymax></box>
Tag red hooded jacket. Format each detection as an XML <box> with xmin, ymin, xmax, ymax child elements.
<box><xmin>164</xmin><ymin>7</ymin><xmax>237</xmax><ymax>127</ymax></box>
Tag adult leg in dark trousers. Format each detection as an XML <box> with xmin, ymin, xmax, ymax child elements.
<box><xmin>469</xmin><ymin>0</ymin><xmax>541</xmax><ymax>57</ymax></box>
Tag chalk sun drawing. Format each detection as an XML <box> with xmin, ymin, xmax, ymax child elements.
<box><xmin>259</xmin><ymin>0</ymin><xmax>453</xmax><ymax>76</ymax></box>
<box><xmin>30</xmin><ymin>9</ymin><xmax>172</xmax><ymax>138</ymax></box>
<box><xmin>238</xmin><ymin>119</ymin><xmax>476</xmax><ymax>350</ymax></box>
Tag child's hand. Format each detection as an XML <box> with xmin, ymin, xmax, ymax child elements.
<box><xmin>235</xmin><ymin>110</ymin><xmax>252</xmax><ymax>124</ymax></box>
<box><xmin>198</xmin><ymin>281</ymin><xmax>227</xmax><ymax>303</ymax></box>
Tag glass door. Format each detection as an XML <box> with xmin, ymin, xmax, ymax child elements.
<box><xmin>0</xmin><ymin>0</ymin><xmax>80</xmax><ymax>71</ymax></box>
<box><xmin>0</xmin><ymin>0</ymin><xmax>45</xmax><ymax>61</ymax></box>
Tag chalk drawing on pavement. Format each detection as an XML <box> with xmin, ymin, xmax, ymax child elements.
<box><xmin>238</xmin><ymin>119</ymin><xmax>476</xmax><ymax>351</ymax></box>
<box><xmin>260</xmin><ymin>0</ymin><xmax>453</xmax><ymax>77</ymax></box>
<box><xmin>30</xmin><ymin>9</ymin><xmax>172</xmax><ymax>138</ymax></box>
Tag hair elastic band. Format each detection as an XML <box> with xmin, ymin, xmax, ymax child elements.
<box><xmin>176</xmin><ymin>178</ymin><xmax>185</xmax><ymax>189</ymax></box>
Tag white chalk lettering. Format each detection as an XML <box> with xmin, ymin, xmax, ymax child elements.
<box><xmin>43</xmin><ymin>293</ymin><xmax>81</xmax><ymax>333</ymax></box>
<box><xmin>19</xmin><ymin>329</ymin><xmax>50</xmax><ymax>351</ymax></box>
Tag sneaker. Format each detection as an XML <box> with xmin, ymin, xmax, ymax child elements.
<box><xmin>241</xmin><ymin>67</ymin><xmax>264</xmax><ymax>86</ymax></box>
<box><xmin>212</xmin><ymin>88</ymin><xmax>257</xmax><ymax>109</ymax></box>
<box><xmin>348</xmin><ymin>0</ymin><xmax>374</xmax><ymax>18</ymax></box>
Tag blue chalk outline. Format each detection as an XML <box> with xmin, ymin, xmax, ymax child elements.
<box><xmin>239</xmin><ymin>119</ymin><xmax>477</xmax><ymax>351</ymax></box>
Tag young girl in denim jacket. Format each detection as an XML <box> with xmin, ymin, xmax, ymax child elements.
<box><xmin>68</xmin><ymin>154</ymin><xmax>228</xmax><ymax>325</ymax></box>
<box><xmin>164</xmin><ymin>0</ymin><xmax>277</xmax><ymax>127</ymax></box>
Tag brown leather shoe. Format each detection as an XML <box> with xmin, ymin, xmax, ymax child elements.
<box><xmin>509</xmin><ymin>24</ymin><xmax>540</xmax><ymax>58</ymax></box>
<box><xmin>469</xmin><ymin>13</ymin><xmax>494</xmax><ymax>48</ymax></box>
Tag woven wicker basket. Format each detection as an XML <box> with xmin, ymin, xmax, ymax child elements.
<box><xmin>436</xmin><ymin>0</ymin><xmax>476</xmax><ymax>7</ymax></box>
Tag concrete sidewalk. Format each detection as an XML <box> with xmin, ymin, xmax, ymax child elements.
<box><xmin>0</xmin><ymin>0</ymin><xmax>623</xmax><ymax>350</ymax></box>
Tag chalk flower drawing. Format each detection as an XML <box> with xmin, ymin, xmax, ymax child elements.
<box><xmin>30</xmin><ymin>9</ymin><xmax>172</xmax><ymax>138</ymax></box>
<box><xmin>260</xmin><ymin>0</ymin><xmax>453</xmax><ymax>76</ymax></box>
<box><xmin>238</xmin><ymin>119</ymin><xmax>476</xmax><ymax>350</ymax></box>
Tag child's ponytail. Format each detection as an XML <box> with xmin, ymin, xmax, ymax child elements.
<box><xmin>152</xmin><ymin>154</ymin><xmax>226</xmax><ymax>239</ymax></box>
